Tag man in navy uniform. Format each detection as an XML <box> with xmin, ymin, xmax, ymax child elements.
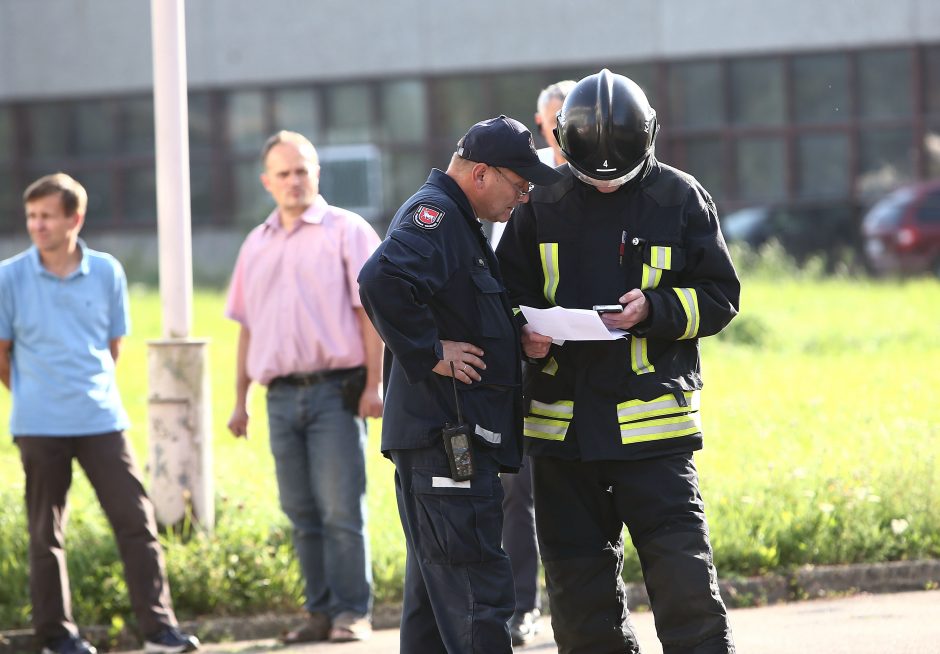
<box><xmin>358</xmin><ymin>116</ymin><xmax>561</xmax><ymax>653</ymax></box>
<box><xmin>497</xmin><ymin>70</ymin><xmax>739</xmax><ymax>653</ymax></box>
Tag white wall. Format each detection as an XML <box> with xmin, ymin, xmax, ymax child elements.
<box><xmin>2</xmin><ymin>0</ymin><xmax>939</xmax><ymax>100</ymax></box>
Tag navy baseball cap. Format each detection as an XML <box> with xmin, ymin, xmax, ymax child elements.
<box><xmin>457</xmin><ymin>115</ymin><xmax>563</xmax><ymax>186</ymax></box>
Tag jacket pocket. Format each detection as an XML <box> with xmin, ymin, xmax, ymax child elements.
<box><xmin>640</xmin><ymin>243</ymin><xmax>685</xmax><ymax>289</ymax></box>
<box><xmin>470</xmin><ymin>270</ymin><xmax>512</xmax><ymax>339</ymax></box>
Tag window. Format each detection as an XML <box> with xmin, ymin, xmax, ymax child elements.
<box><xmin>0</xmin><ymin>168</ymin><xmax>18</xmax><ymax>231</ymax></box>
<box><xmin>382</xmin><ymin>150</ymin><xmax>428</xmax><ymax>216</ymax></box>
<box><xmin>188</xmin><ymin>92</ymin><xmax>214</xmax><ymax>153</ymax></box>
<box><xmin>232</xmin><ymin>160</ymin><xmax>271</xmax><ymax>227</ymax></box>
<box><xmin>492</xmin><ymin>73</ymin><xmax>546</xmax><ymax>130</ymax></box>
<box><xmin>669</xmin><ymin>61</ymin><xmax>723</xmax><ymax>129</ymax></box>
<box><xmin>122</xmin><ymin>167</ymin><xmax>157</xmax><ymax>225</ymax></box>
<box><xmin>797</xmin><ymin>133</ymin><xmax>849</xmax><ymax>198</ymax></box>
<box><xmin>124</xmin><ymin>96</ymin><xmax>155</xmax><ymax>155</ymax></box>
<box><xmin>272</xmin><ymin>87</ymin><xmax>320</xmax><ymax>141</ymax></box>
<box><xmin>736</xmin><ymin>137</ymin><xmax>786</xmax><ymax>202</ymax></box>
<box><xmin>228</xmin><ymin>90</ymin><xmax>267</xmax><ymax>154</ymax></box>
<box><xmin>857</xmin><ymin>128</ymin><xmax>914</xmax><ymax>197</ymax></box>
<box><xmin>319</xmin><ymin>144</ymin><xmax>382</xmax><ymax>220</ymax></box>
<box><xmin>379</xmin><ymin>79</ymin><xmax>426</xmax><ymax>143</ymax></box>
<box><xmin>432</xmin><ymin>76</ymin><xmax>489</xmax><ymax>144</ymax></box>
<box><xmin>324</xmin><ymin>83</ymin><xmax>372</xmax><ymax>145</ymax></box>
<box><xmin>188</xmin><ymin>92</ymin><xmax>217</xmax><ymax>226</ymax></box>
<box><xmin>857</xmin><ymin>49</ymin><xmax>912</xmax><ymax>120</ymax></box>
<box><xmin>792</xmin><ymin>53</ymin><xmax>850</xmax><ymax>125</ymax></box>
<box><xmin>0</xmin><ymin>106</ymin><xmax>14</xmax><ymax>161</ymax></box>
<box><xmin>926</xmin><ymin>46</ymin><xmax>940</xmax><ymax>117</ymax></box>
<box><xmin>189</xmin><ymin>161</ymin><xmax>215</xmax><ymax>226</ymax></box>
<box><xmin>681</xmin><ymin>138</ymin><xmax>725</xmax><ymax>200</ymax></box>
<box><xmin>74</xmin><ymin>170</ymin><xmax>114</xmax><ymax>226</ymax></box>
<box><xmin>0</xmin><ymin>107</ymin><xmax>14</xmax><ymax>227</ymax></box>
<box><xmin>730</xmin><ymin>58</ymin><xmax>784</xmax><ymax>126</ymax></box>
<box><xmin>26</xmin><ymin>102</ymin><xmax>70</xmax><ymax>160</ymax></box>
<box><xmin>74</xmin><ymin>99</ymin><xmax>120</xmax><ymax>156</ymax></box>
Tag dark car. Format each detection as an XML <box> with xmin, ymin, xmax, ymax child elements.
<box><xmin>862</xmin><ymin>179</ymin><xmax>940</xmax><ymax>277</ymax></box>
<box><xmin>721</xmin><ymin>202</ymin><xmax>860</xmax><ymax>263</ymax></box>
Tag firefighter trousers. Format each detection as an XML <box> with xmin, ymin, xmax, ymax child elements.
<box><xmin>532</xmin><ymin>452</ymin><xmax>735</xmax><ymax>654</ymax></box>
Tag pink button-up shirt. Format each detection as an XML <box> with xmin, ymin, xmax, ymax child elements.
<box><xmin>225</xmin><ymin>195</ymin><xmax>381</xmax><ymax>385</ymax></box>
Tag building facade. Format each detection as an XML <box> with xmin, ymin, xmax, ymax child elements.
<box><xmin>2</xmin><ymin>0</ymin><xmax>939</xmax><ymax>279</ymax></box>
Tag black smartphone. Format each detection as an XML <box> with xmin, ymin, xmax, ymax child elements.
<box><xmin>593</xmin><ymin>304</ymin><xmax>624</xmax><ymax>313</ymax></box>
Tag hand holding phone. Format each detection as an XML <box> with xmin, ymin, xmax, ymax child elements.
<box><xmin>593</xmin><ymin>304</ymin><xmax>624</xmax><ymax>314</ymax></box>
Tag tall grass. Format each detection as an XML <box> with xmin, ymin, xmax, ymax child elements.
<box><xmin>1</xmin><ymin>250</ymin><xmax>938</xmax><ymax>628</ymax></box>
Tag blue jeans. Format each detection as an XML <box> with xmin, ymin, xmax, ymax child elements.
<box><xmin>266</xmin><ymin>378</ymin><xmax>372</xmax><ymax>618</ymax></box>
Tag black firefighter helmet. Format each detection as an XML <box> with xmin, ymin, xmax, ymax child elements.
<box><xmin>554</xmin><ymin>68</ymin><xmax>659</xmax><ymax>187</ymax></box>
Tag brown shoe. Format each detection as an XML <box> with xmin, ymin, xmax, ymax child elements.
<box><xmin>279</xmin><ymin>612</ymin><xmax>331</xmax><ymax>644</ymax></box>
<box><xmin>327</xmin><ymin>612</ymin><xmax>372</xmax><ymax>643</ymax></box>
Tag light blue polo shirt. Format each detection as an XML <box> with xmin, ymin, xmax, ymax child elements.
<box><xmin>0</xmin><ymin>242</ymin><xmax>130</xmax><ymax>436</ymax></box>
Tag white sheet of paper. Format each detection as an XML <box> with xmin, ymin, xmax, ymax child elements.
<box><xmin>520</xmin><ymin>305</ymin><xmax>628</xmax><ymax>343</ymax></box>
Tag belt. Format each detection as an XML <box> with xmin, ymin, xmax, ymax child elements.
<box><xmin>268</xmin><ymin>367</ymin><xmax>364</xmax><ymax>387</ymax></box>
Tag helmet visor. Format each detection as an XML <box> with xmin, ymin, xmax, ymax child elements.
<box><xmin>568</xmin><ymin>158</ymin><xmax>646</xmax><ymax>189</ymax></box>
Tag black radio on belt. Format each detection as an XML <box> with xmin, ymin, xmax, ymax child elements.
<box><xmin>442</xmin><ymin>361</ymin><xmax>475</xmax><ymax>481</ymax></box>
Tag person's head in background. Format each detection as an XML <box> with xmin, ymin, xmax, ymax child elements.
<box><xmin>534</xmin><ymin>80</ymin><xmax>577</xmax><ymax>166</ymax></box>
<box><xmin>260</xmin><ymin>130</ymin><xmax>320</xmax><ymax>227</ymax></box>
<box><xmin>23</xmin><ymin>173</ymin><xmax>87</xmax><ymax>258</ymax></box>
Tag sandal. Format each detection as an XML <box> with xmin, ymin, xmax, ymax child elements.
<box><xmin>328</xmin><ymin>612</ymin><xmax>372</xmax><ymax>642</ymax></box>
<box><xmin>279</xmin><ymin>611</ymin><xmax>331</xmax><ymax>644</ymax></box>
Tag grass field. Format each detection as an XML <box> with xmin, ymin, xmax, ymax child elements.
<box><xmin>1</xmin><ymin>255</ymin><xmax>938</xmax><ymax>629</ymax></box>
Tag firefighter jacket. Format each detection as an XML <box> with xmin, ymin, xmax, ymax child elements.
<box><xmin>358</xmin><ymin>169</ymin><xmax>524</xmax><ymax>470</ymax></box>
<box><xmin>496</xmin><ymin>159</ymin><xmax>740</xmax><ymax>461</ymax></box>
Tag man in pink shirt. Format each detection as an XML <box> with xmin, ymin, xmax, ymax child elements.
<box><xmin>225</xmin><ymin>130</ymin><xmax>383</xmax><ymax>644</ymax></box>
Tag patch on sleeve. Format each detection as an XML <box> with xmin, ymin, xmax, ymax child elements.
<box><xmin>412</xmin><ymin>205</ymin><xmax>445</xmax><ymax>230</ymax></box>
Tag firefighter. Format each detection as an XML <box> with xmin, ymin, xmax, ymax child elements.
<box><xmin>358</xmin><ymin>115</ymin><xmax>562</xmax><ymax>653</ymax></box>
<box><xmin>496</xmin><ymin>69</ymin><xmax>739</xmax><ymax>654</ymax></box>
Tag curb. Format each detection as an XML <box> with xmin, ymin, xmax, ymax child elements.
<box><xmin>3</xmin><ymin>559</ymin><xmax>938</xmax><ymax>653</ymax></box>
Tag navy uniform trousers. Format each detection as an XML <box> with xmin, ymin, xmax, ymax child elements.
<box><xmin>390</xmin><ymin>442</ymin><xmax>514</xmax><ymax>654</ymax></box>
<box><xmin>532</xmin><ymin>451</ymin><xmax>735</xmax><ymax>654</ymax></box>
<box><xmin>500</xmin><ymin>459</ymin><xmax>540</xmax><ymax>613</ymax></box>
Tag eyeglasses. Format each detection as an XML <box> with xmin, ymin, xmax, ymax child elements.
<box><xmin>491</xmin><ymin>166</ymin><xmax>535</xmax><ymax>200</ymax></box>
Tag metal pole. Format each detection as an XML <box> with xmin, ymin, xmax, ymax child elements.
<box><xmin>149</xmin><ymin>0</ymin><xmax>214</xmax><ymax>530</ymax></box>
<box><xmin>151</xmin><ymin>0</ymin><xmax>192</xmax><ymax>339</ymax></box>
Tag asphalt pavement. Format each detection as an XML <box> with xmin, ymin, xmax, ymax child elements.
<box><xmin>185</xmin><ymin>590</ymin><xmax>940</xmax><ymax>654</ymax></box>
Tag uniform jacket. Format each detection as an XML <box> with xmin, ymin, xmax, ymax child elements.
<box><xmin>496</xmin><ymin>159</ymin><xmax>740</xmax><ymax>461</ymax></box>
<box><xmin>358</xmin><ymin>169</ymin><xmax>524</xmax><ymax>469</ymax></box>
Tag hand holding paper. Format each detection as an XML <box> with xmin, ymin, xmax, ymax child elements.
<box><xmin>520</xmin><ymin>305</ymin><xmax>629</xmax><ymax>343</ymax></box>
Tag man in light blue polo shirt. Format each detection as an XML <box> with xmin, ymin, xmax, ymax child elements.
<box><xmin>0</xmin><ymin>173</ymin><xmax>199</xmax><ymax>654</ymax></box>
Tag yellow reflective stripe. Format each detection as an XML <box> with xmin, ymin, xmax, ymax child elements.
<box><xmin>539</xmin><ymin>243</ymin><xmax>560</xmax><ymax>304</ymax></box>
<box><xmin>542</xmin><ymin>357</ymin><xmax>559</xmax><ymax>376</ymax></box>
<box><xmin>674</xmin><ymin>287</ymin><xmax>700</xmax><ymax>339</ymax></box>
<box><xmin>617</xmin><ymin>391</ymin><xmax>700</xmax><ymax>422</ymax></box>
<box><xmin>620</xmin><ymin>412</ymin><xmax>702</xmax><ymax>444</ymax></box>
<box><xmin>630</xmin><ymin>336</ymin><xmax>655</xmax><ymax>375</ymax></box>
<box><xmin>524</xmin><ymin>416</ymin><xmax>569</xmax><ymax>441</ymax></box>
<box><xmin>650</xmin><ymin>246</ymin><xmax>672</xmax><ymax>270</ymax></box>
<box><xmin>641</xmin><ymin>264</ymin><xmax>662</xmax><ymax>290</ymax></box>
<box><xmin>529</xmin><ymin>399</ymin><xmax>573</xmax><ymax>419</ymax></box>
<box><xmin>513</xmin><ymin>307</ymin><xmax>522</xmax><ymax>316</ymax></box>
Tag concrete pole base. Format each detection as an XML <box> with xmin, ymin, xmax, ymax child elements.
<box><xmin>147</xmin><ymin>338</ymin><xmax>214</xmax><ymax>530</ymax></box>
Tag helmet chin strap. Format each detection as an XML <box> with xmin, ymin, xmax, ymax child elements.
<box><xmin>569</xmin><ymin>155</ymin><xmax>647</xmax><ymax>189</ymax></box>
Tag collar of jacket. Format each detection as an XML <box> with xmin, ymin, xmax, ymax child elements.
<box><xmin>425</xmin><ymin>168</ymin><xmax>481</xmax><ymax>230</ymax></box>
